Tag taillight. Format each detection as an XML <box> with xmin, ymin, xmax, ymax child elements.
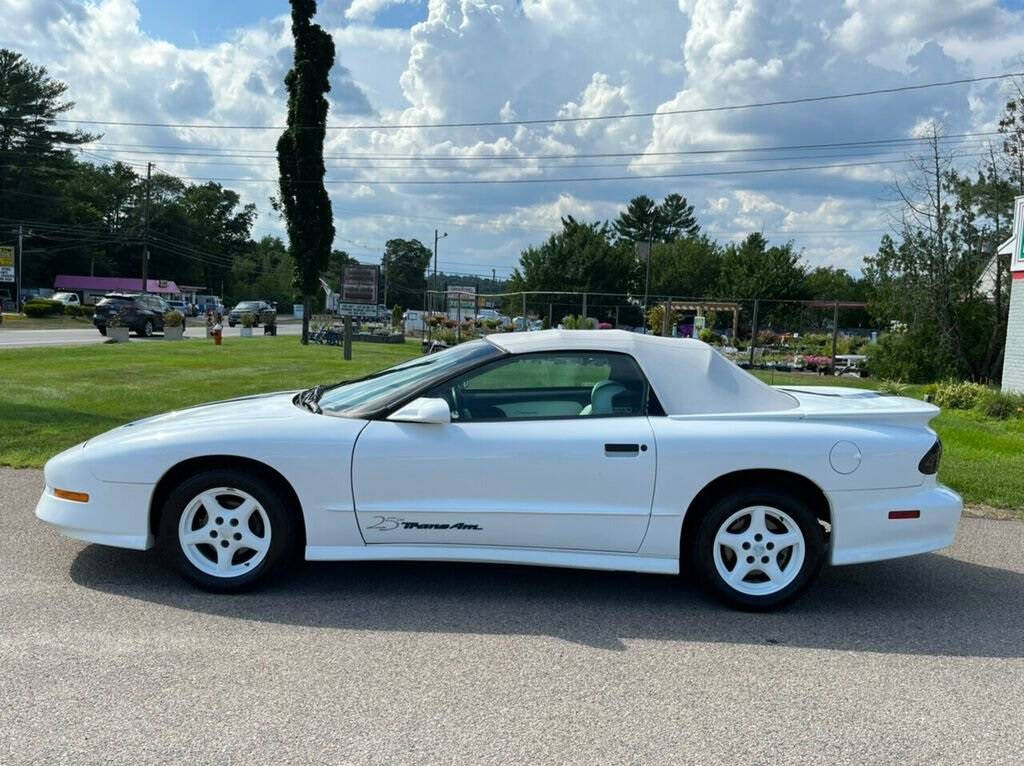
<box><xmin>918</xmin><ymin>438</ymin><xmax>942</xmax><ymax>475</ymax></box>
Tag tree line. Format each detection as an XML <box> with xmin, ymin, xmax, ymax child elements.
<box><xmin>4</xmin><ymin>37</ymin><xmax>1023</xmax><ymax>382</ymax></box>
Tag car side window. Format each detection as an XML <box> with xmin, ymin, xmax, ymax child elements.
<box><xmin>428</xmin><ymin>351</ymin><xmax>650</xmax><ymax>421</ymax></box>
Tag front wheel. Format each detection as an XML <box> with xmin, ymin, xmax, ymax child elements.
<box><xmin>693</xmin><ymin>487</ymin><xmax>825</xmax><ymax>610</ymax></box>
<box><xmin>159</xmin><ymin>470</ymin><xmax>298</xmax><ymax>592</ymax></box>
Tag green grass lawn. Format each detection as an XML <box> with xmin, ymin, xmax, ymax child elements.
<box><xmin>752</xmin><ymin>370</ymin><xmax>1024</xmax><ymax>514</ymax></box>
<box><xmin>0</xmin><ymin>337</ymin><xmax>417</xmax><ymax>468</ymax></box>
<box><xmin>1</xmin><ymin>340</ymin><xmax>1020</xmax><ymax>514</ymax></box>
<box><xmin>1</xmin><ymin>313</ymin><xmax>98</xmax><ymax>330</ymax></box>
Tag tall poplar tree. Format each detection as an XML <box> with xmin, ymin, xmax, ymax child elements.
<box><xmin>276</xmin><ymin>0</ymin><xmax>335</xmax><ymax>344</ymax></box>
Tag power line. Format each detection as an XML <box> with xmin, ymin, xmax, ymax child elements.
<box><xmin>38</xmin><ymin>129</ymin><xmax>1000</xmax><ymax>161</ymax></box>
<box><xmin>149</xmin><ymin>153</ymin><xmax>999</xmax><ymax>186</ymax></box>
<box><xmin>4</xmin><ymin>72</ymin><xmax>1019</xmax><ymax>131</ymax></box>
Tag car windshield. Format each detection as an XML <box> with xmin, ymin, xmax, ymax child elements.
<box><xmin>316</xmin><ymin>340</ymin><xmax>502</xmax><ymax>417</ymax></box>
<box><xmin>235</xmin><ymin>302</ymin><xmax>260</xmax><ymax>310</ymax></box>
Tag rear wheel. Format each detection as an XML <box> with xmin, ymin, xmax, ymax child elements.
<box><xmin>98</xmin><ymin>327</ymin><xmax>107</xmax><ymax>336</ymax></box>
<box><xmin>159</xmin><ymin>469</ymin><xmax>297</xmax><ymax>592</ymax></box>
<box><xmin>693</xmin><ymin>487</ymin><xmax>825</xmax><ymax>610</ymax></box>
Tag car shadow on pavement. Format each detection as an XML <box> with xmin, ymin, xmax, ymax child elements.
<box><xmin>68</xmin><ymin>544</ymin><xmax>1024</xmax><ymax>656</ymax></box>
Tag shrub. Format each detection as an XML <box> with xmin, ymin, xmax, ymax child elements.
<box><xmin>976</xmin><ymin>390</ymin><xmax>1024</xmax><ymax>420</ymax></box>
<box><xmin>865</xmin><ymin>329</ymin><xmax>959</xmax><ymax>383</ymax></box>
<box><xmin>23</xmin><ymin>299</ymin><xmax>64</xmax><ymax>317</ymax></box>
<box><xmin>698</xmin><ymin>327</ymin><xmax>716</xmax><ymax>344</ymax></box>
<box><xmin>877</xmin><ymin>379</ymin><xmax>909</xmax><ymax>395</ymax></box>
<box><xmin>241</xmin><ymin>312</ymin><xmax>255</xmax><ymax>328</ymax></box>
<box><xmin>933</xmin><ymin>380</ymin><xmax>985</xmax><ymax>410</ymax></box>
<box><xmin>756</xmin><ymin>329</ymin><xmax>778</xmax><ymax>347</ymax></box>
<box><xmin>164</xmin><ymin>310</ymin><xmax>184</xmax><ymax>328</ymax></box>
<box><xmin>562</xmin><ymin>314</ymin><xmax>595</xmax><ymax>330</ymax></box>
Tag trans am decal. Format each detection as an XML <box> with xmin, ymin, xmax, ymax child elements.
<box><xmin>366</xmin><ymin>515</ymin><xmax>481</xmax><ymax>531</ymax></box>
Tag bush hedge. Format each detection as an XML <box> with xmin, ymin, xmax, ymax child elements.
<box><xmin>23</xmin><ymin>299</ymin><xmax>65</xmax><ymax>317</ymax></box>
<box><xmin>933</xmin><ymin>380</ymin><xmax>986</xmax><ymax>410</ymax></box>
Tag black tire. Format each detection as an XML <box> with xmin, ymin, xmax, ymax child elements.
<box><xmin>158</xmin><ymin>469</ymin><xmax>298</xmax><ymax>593</ymax></box>
<box><xmin>141</xmin><ymin>319</ymin><xmax>154</xmax><ymax>337</ymax></box>
<box><xmin>693</xmin><ymin>486</ymin><xmax>825</xmax><ymax>610</ymax></box>
<box><xmin>98</xmin><ymin>327</ymin><xmax>107</xmax><ymax>336</ymax></box>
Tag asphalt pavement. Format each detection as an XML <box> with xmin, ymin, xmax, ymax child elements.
<box><xmin>0</xmin><ymin>321</ymin><xmax>304</xmax><ymax>348</ymax></box>
<box><xmin>2</xmin><ymin>466</ymin><xmax>1023</xmax><ymax>765</ymax></box>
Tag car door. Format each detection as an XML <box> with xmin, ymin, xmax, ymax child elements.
<box><xmin>351</xmin><ymin>350</ymin><xmax>657</xmax><ymax>553</ymax></box>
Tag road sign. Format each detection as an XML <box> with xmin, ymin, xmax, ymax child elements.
<box><xmin>635</xmin><ymin>241</ymin><xmax>651</xmax><ymax>262</ymax></box>
<box><xmin>0</xmin><ymin>246</ymin><xmax>13</xmax><ymax>282</ymax></box>
<box><xmin>342</xmin><ymin>264</ymin><xmax>380</xmax><ymax>304</ymax></box>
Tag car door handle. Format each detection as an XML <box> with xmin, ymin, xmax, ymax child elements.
<box><xmin>604</xmin><ymin>443</ymin><xmax>644</xmax><ymax>455</ymax></box>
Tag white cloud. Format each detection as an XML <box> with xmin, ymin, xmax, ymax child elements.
<box><xmin>345</xmin><ymin>0</ymin><xmax>421</xmax><ymax>22</ymax></box>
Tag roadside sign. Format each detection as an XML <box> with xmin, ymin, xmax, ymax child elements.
<box><xmin>635</xmin><ymin>242</ymin><xmax>651</xmax><ymax>262</ymax></box>
<box><xmin>0</xmin><ymin>246</ymin><xmax>13</xmax><ymax>282</ymax></box>
<box><xmin>336</xmin><ymin>302</ymin><xmax>385</xmax><ymax>318</ymax></box>
<box><xmin>342</xmin><ymin>264</ymin><xmax>380</xmax><ymax>304</ymax></box>
<box><xmin>447</xmin><ymin>284</ymin><xmax>476</xmax><ymax>309</ymax></box>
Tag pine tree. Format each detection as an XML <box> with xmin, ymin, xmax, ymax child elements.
<box><xmin>0</xmin><ymin>49</ymin><xmax>97</xmax><ymax>219</ymax></box>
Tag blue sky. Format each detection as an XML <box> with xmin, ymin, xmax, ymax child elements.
<box><xmin>5</xmin><ymin>0</ymin><xmax>1024</xmax><ymax>279</ymax></box>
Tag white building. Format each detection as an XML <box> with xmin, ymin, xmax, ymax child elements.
<box><xmin>1000</xmin><ymin>196</ymin><xmax>1024</xmax><ymax>393</ymax></box>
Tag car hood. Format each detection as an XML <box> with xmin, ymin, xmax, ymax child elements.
<box><xmin>71</xmin><ymin>390</ymin><xmax>370</xmax><ymax>485</ymax></box>
<box><xmin>86</xmin><ymin>391</ymin><xmax>301</xmax><ymax>447</ymax></box>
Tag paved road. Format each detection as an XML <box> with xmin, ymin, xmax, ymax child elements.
<box><xmin>0</xmin><ymin>322</ymin><xmax>303</xmax><ymax>348</ymax></box>
<box><xmin>2</xmin><ymin>467</ymin><xmax>1023</xmax><ymax>765</ymax></box>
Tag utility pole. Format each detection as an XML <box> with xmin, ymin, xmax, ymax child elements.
<box><xmin>640</xmin><ymin>230</ymin><xmax>654</xmax><ymax>334</ymax></box>
<box><xmin>141</xmin><ymin>161</ymin><xmax>152</xmax><ymax>292</ymax></box>
<box><xmin>382</xmin><ymin>251</ymin><xmax>389</xmax><ymax>309</ymax></box>
<box><xmin>432</xmin><ymin>228</ymin><xmax>447</xmax><ymax>317</ymax></box>
<box><xmin>16</xmin><ymin>223</ymin><xmax>23</xmax><ymax>313</ymax></box>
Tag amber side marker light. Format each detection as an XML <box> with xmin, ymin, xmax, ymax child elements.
<box><xmin>888</xmin><ymin>510</ymin><xmax>921</xmax><ymax>520</ymax></box>
<box><xmin>54</xmin><ymin>488</ymin><xmax>90</xmax><ymax>503</ymax></box>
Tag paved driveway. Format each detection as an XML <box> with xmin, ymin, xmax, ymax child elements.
<box><xmin>1</xmin><ymin>467</ymin><xmax>1022</xmax><ymax>765</ymax></box>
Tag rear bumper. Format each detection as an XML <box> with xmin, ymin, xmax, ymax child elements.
<box><xmin>827</xmin><ymin>483</ymin><xmax>963</xmax><ymax>566</ymax></box>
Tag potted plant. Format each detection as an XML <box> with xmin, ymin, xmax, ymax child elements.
<box><xmin>240</xmin><ymin>312</ymin><xmax>255</xmax><ymax>337</ymax></box>
<box><xmin>163</xmin><ymin>309</ymin><xmax>185</xmax><ymax>340</ymax></box>
<box><xmin>107</xmin><ymin>311</ymin><xmax>129</xmax><ymax>343</ymax></box>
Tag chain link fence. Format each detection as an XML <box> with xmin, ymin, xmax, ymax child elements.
<box><xmin>402</xmin><ymin>290</ymin><xmax>879</xmax><ymax>376</ymax></box>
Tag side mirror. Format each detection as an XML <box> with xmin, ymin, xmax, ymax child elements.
<box><xmin>388</xmin><ymin>397</ymin><xmax>451</xmax><ymax>425</ymax></box>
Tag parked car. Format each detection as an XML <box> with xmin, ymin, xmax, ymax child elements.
<box><xmin>92</xmin><ymin>293</ymin><xmax>180</xmax><ymax>337</ymax></box>
<box><xmin>227</xmin><ymin>300</ymin><xmax>276</xmax><ymax>327</ymax></box>
<box><xmin>52</xmin><ymin>292</ymin><xmax>81</xmax><ymax>307</ymax></box>
<box><xmin>36</xmin><ymin>330</ymin><xmax>961</xmax><ymax>609</ymax></box>
<box><xmin>166</xmin><ymin>299</ymin><xmax>188</xmax><ymax>314</ymax></box>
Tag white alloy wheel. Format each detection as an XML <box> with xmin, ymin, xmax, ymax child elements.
<box><xmin>177</xmin><ymin>487</ymin><xmax>272</xmax><ymax>578</ymax></box>
<box><xmin>712</xmin><ymin>505</ymin><xmax>806</xmax><ymax>596</ymax></box>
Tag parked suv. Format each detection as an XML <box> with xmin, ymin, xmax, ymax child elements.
<box><xmin>227</xmin><ymin>300</ymin><xmax>276</xmax><ymax>327</ymax></box>
<box><xmin>93</xmin><ymin>293</ymin><xmax>179</xmax><ymax>337</ymax></box>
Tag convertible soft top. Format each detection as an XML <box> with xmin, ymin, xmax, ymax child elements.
<box><xmin>483</xmin><ymin>330</ymin><xmax>797</xmax><ymax>415</ymax></box>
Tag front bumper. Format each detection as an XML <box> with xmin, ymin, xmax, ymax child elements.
<box><xmin>35</xmin><ymin>445</ymin><xmax>155</xmax><ymax>550</ymax></box>
<box><xmin>828</xmin><ymin>483</ymin><xmax>963</xmax><ymax>566</ymax></box>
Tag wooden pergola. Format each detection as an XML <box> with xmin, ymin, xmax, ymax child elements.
<box><xmin>660</xmin><ymin>300</ymin><xmax>743</xmax><ymax>339</ymax></box>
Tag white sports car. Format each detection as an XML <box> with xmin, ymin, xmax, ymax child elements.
<box><xmin>36</xmin><ymin>330</ymin><xmax>962</xmax><ymax>609</ymax></box>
